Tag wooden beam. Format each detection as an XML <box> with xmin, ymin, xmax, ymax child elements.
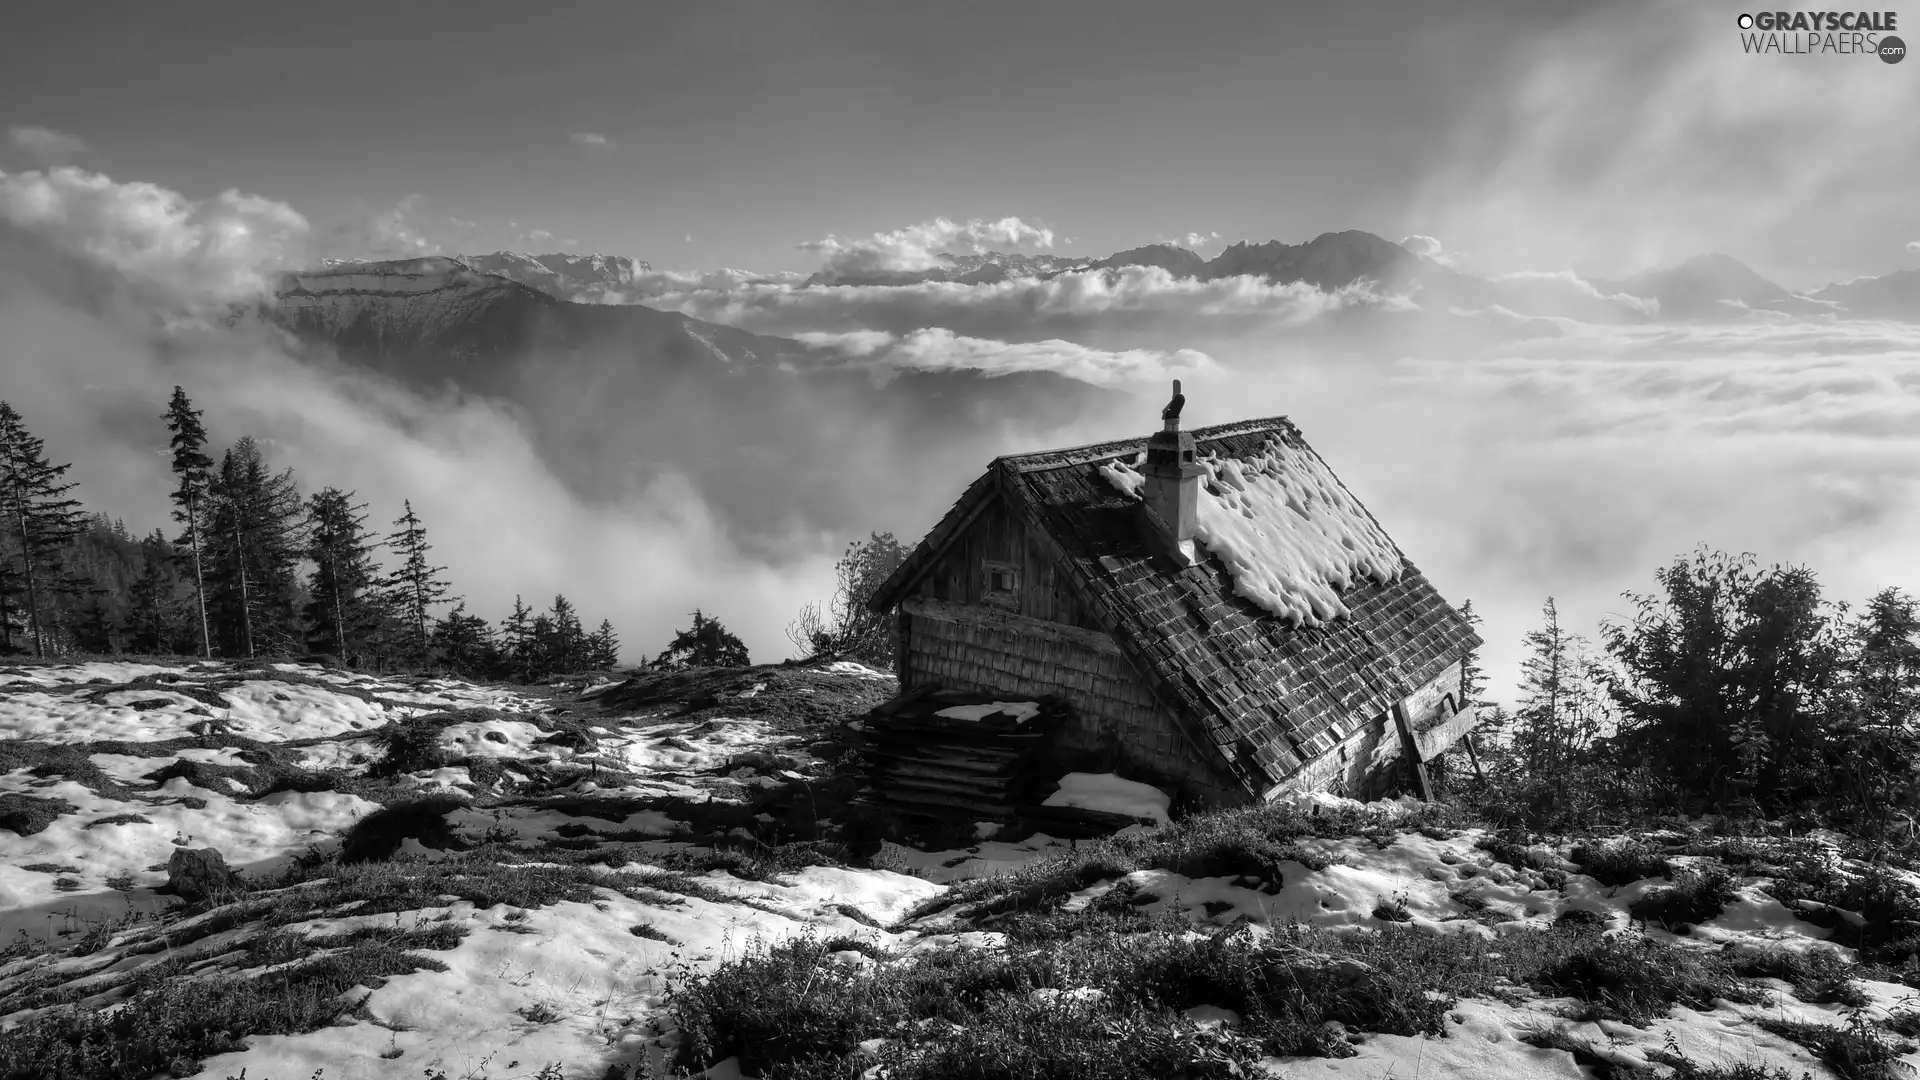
<box><xmin>1392</xmin><ymin>700</ymin><xmax>1435</xmax><ymax>802</ymax></box>
<box><xmin>1411</xmin><ymin>703</ymin><xmax>1480</xmax><ymax>762</ymax></box>
<box><xmin>1463</xmin><ymin>732</ymin><xmax>1487</xmax><ymax>783</ymax></box>
<box><xmin>901</xmin><ymin>595</ymin><xmax>1126</xmax><ymax>657</ymax></box>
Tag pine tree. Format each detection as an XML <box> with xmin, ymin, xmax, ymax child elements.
<box><xmin>654</xmin><ymin>609</ymin><xmax>750</xmax><ymax>670</ymax></box>
<box><xmin>164</xmin><ymin>387</ymin><xmax>215</xmax><ymax>658</ymax></box>
<box><xmin>1457</xmin><ymin>599</ymin><xmax>1487</xmax><ymax>711</ymax></box>
<box><xmin>383</xmin><ymin>500</ymin><xmax>452</xmax><ymax>667</ymax></box>
<box><xmin>548</xmin><ymin>594</ymin><xmax>586</xmax><ymax>674</ymax></box>
<box><xmin>126</xmin><ymin>530</ymin><xmax>183</xmax><ymax>654</ymax></box>
<box><xmin>430</xmin><ymin>601</ymin><xmax>497</xmax><ymax>677</ymax></box>
<box><xmin>587</xmin><ymin>619</ymin><xmax>620</xmax><ymax>670</ymax></box>
<box><xmin>499</xmin><ymin>594</ymin><xmax>534</xmax><ymax>682</ymax></box>
<box><xmin>527</xmin><ymin>614</ymin><xmax>556</xmax><ymax>679</ymax></box>
<box><xmin>204</xmin><ymin>438</ymin><xmax>306</xmax><ymax>658</ymax></box>
<box><xmin>304</xmin><ymin>487</ymin><xmax>385</xmax><ymax>663</ymax></box>
<box><xmin>0</xmin><ymin>402</ymin><xmax>88</xmax><ymax>658</ymax></box>
<box><xmin>1515</xmin><ymin>597</ymin><xmax>1609</xmax><ymax>778</ymax></box>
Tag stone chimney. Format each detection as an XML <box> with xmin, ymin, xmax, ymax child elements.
<box><xmin>1141</xmin><ymin>380</ymin><xmax>1202</xmax><ymax>567</ymax></box>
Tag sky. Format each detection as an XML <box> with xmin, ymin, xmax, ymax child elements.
<box><xmin>1</xmin><ymin>0</ymin><xmax>1918</xmax><ymax>701</ymax></box>
<box><xmin>7</xmin><ymin>0</ymin><xmax>1913</xmax><ymax>285</ymax></box>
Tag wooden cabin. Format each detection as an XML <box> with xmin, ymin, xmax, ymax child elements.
<box><xmin>866</xmin><ymin>386</ymin><xmax>1485</xmax><ymax>807</ymax></box>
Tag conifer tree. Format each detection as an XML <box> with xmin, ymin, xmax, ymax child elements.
<box><xmin>548</xmin><ymin>594</ymin><xmax>585</xmax><ymax>673</ymax></box>
<box><xmin>587</xmin><ymin>619</ymin><xmax>620</xmax><ymax>669</ymax></box>
<box><xmin>431</xmin><ymin>601</ymin><xmax>497</xmax><ymax>677</ymax></box>
<box><xmin>204</xmin><ymin>438</ymin><xmax>306</xmax><ymax>658</ymax></box>
<box><xmin>0</xmin><ymin>402</ymin><xmax>87</xmax><ymax>658</ymax></box>
<box><xmin>527</xmin><ymin>613</ymin><xmax>556</xmax><ymax>678</ymax></box>
<box><xmin>499</xmin><ymin>594</ymin><xmax>534</xmax><ymax>682</ymax></box>
<box><xmin>126</xmin><ymin>530</ymin><xmax>183</xmax><ymax>654</ymax></box>
<box><xmin>163</xmin><ymin>387</ymin><xmax>215</xmax><ymax>658</ymax></box>
<box><xmin>654</xmin><ymin>609</ymin><xmax>750</xmax><ymax>670</ymax></box>
<box><xmin>383</xmin><ymin>500</ymin><xmax>451</xmax><ymax>667</ymax></box>
<box><xmin>304</xmin><ymin>487</ymin><xmax>384</xmax><ymax>662</ymax></box>
<box><xmin>1515</xmin><ymin>597</ymin><xmax>1609</xmax><ymax>777</ymax></box>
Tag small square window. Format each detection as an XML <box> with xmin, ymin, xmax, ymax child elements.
<box><xmin>983</xmin><ymin>560</ymin><xmax>1020</xmax><ymax>607</ymax></box>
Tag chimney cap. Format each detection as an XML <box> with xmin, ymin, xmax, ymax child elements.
<box><xmin>1161</xmin><ymin>379</ymin><xmax>1186</xmax><ymax>431</ymax></box>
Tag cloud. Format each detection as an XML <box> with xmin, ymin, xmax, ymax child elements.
<box><xmin>1400</xmin><ymin>235</ymin><xmax>1443</xmax><ymax>258</ymax></box>
<box><xmin>792</xmin><ymin>327</ymin><xmax>1216</xmax><ymax>387</ymax></box>
<box><xmin>1406</xmin><ymin>0</ymin><xmax>1920</xmax><ymax>281</ymax></box>
<box><xmin>1908</xmin><ymin>241</ymin><xmax>1920</xmax><ymax>254</ymax></box>
<box><xmin>0</xmin><ymin>166</ymin><xmax>311</xmax><ymax>304</ymax></box>
<box><xmin>1167</xmin><ymin>231</ymin><xmax>1224</xmax><ymax>253</ymax></box>
<box><xmin>321</xmin><ymin>194</ymin><xmax>444</xmax><ymax>262</ymax></box>
<box><xmin>0</xmin><ymin>220</ymin><xmax>842</xmax><ymax>666</ymax></box>
<box><xmin>800</xmin><ymin>216</ymin><xmax>1055</xmax><ymax>279</ymax></box>
<box><xmin>630</xmin><ymin>263</ymin><xmax>1419</xmax><ymax>351</ymax></box>
<box><xmin>570</xmin><ymin>132</ymin><xmax>612</xmax><ymax>148</ymax></box>
<box><xmin>8</xmin><ymin>126</ymin><xmax>89</xmax><ymax>166</ymax></box>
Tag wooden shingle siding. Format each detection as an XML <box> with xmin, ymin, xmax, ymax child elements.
<box><xmin>901</xmin><ymin>597</ymin><xmax>1242</xmax><ymax>803</ymax></box>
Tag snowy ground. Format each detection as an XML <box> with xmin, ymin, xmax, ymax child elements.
<box><xmin>3</xmin><ymin>660</ymin><xmax>1919</xmax><ymax>1080</ymax></box>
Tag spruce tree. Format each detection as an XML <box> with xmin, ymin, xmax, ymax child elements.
<box><xmin>126</xmin><ymin>530</ymin><xmax>183</xmax><ymax>654</ymax></box>
<box><xmin>500</xmin><ymin>594</ymin><xmax>534</xmax><ymax>682</ymax></box>
<box><xmin>0</xmin><ymin>402</ymin><xmax>87</xmax><ymax>658</ymax></box>
<box><xmin>527</xmin><ymin>613</ymin><xmax>556</xmax><ymax>679</ymax></box>
<box><xmin>383</xmin><ymin>500</ymin><xmax>452</xmax><ymax>667</ymax></box>
<box><xmin>654</xmin><ymin>610</ymin><xmax>750</xmax><ymax>670</ymax></box>
<box><xmin>1515</xmin><ymin>597</ymin><xmax>1609</xmax><ymax>778</ymax></box>
<box><xmin>163</xmin><ymin>387</ymin><xmax>215</xmax><ymax>658</ymax></box>
<box><xmin>304</xmin><ymin>487</ymin><xmax>385</xmax><ymax>663</ymax></box>
<box><xmin>588</xmin><ymin>619</ymin><xmax>620</xmax><ymax>669</ymax></box>
<box><xmin>548</xmin><ymin>594</ymin><xmax>585</xmax><ymax>674</ymax></box>
<box><xmin>204</xmin><ymin>438</ymin><xmax>306</xmax><ymax>658</ymax></box>
<box><xmin>431</xmin><ymin>601</ymin><xmax>496</xmax><ymax>677</ymax></box>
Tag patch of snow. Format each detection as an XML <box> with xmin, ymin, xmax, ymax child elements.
<box><xmin>934</xmin><ymin>701</ymin><xmax>1043</xmax><ymax>724</ymax></box>
<box><xmin>820</xmin><ymin>660</ymin><xmax>891</xmax><ymax>679</ymax></box>
<box><xmin>1098</xmin><ymin>436</ymin><xmax>1403</xmax><ymax>626</ymax></box>
<box><xmin>1043</xmin><ymin>772</ymin><xmax>1171</xmax><ymax>824</ymax></box>
<box><xmin>438</xmin><ymin>718</ymin><xmax>555</xmax><ymax>759</ymax></box>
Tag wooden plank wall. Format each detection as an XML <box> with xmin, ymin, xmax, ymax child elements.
<box><xmin>902</xmin><ymin>602</ymin><xmax>1245</xmax><ymax>805</ymax></box>
<box><xmin>1264</xmin><ymin>660</ymin><xmax>1472</xmax><ymax>800</ymax></box>
<box><xmin>913</xmin><ymin>496</ymin><xmax>1100</xmax><ymax>632</ymax></box>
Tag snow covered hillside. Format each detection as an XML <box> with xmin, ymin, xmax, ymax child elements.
<box><xmin>3</xmin><ymin>660</ymin><xmax>1920</xmax><ymax>1080</ymax></box>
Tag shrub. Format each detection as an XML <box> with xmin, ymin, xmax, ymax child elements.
<box><xmin>372</xmin><ymin>713</ymin><xmax>450</xmax><ymax>776</ymax></box>
<box><xmin>1534</xmin><ymin>932</ymin><xmax>1762</xmax><ymax>1026</ymax></box>
<box><xmin>1755</xmin><ymin>1016</ymin><xmax>1915</xmax><ymax>1080</ymax></box>
<box><xmin>1572</xmin><ymin>839</ymin><xmax>1673</xmax><ymax>886</ymax></box>
<box><xmin>338</xmin><ymin>793</ymin><xmax>469</xmax><ymax>864</ymax></box>
<box><xmin>0</xmin><ymin>932</ymin><xmax>464</xmax><ymax>1080</ymax></box>
<box><xmin>1631</xmin><ymin>864</ymin><xmax>1742</xmax><ymax>929</ymax></box>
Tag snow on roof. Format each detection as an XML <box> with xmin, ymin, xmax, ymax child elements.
<box><xmin>1098</xmin><ymin>436</ymin><xmax>1402</xmax><ymax>626</ymax></box>
<box><xmin>1042</xmin><ymin>771</ymin><xmax>1172</xmax><ymax>824</ymax></box>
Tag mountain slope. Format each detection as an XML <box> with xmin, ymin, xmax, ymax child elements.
<box><xmin>1591</xmin><ymin>253</ymin><xmax>1826</xmax><ymax>319</ymax></box>
<box><xmin>460</xmin><ymin>251</ymin><xmax>649</xmax><ymax>302</ymax></box>
<box><xmin>1811</xmin><ymin>267</ymin><xmax>1920</xmax><ymax>320</ymax></box>
<box><xmin>266</xmin><ymin>256</ymin><xmax>1133</xmax><ymax>560</ymax></box>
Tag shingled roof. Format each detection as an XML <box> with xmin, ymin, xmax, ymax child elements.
<box><xmin>870</xmin><ymin>416</ymin><xmax>1482</xmax><ymax>794</ymax></box>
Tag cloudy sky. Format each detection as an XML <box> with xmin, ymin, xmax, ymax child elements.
<box><xmin>7</xmin><ymin>0</ymin><xmax>1914</xmax><ymax>284</ymax></box>
<box><xmin>2</xmin><ymin>0</ymin><xmax>1918</xmax><ymax>699</ymax></box>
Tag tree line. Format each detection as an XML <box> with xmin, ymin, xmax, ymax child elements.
<box><xmin>1443</xmin><ymin>548</ymin><xmax>1920</xmax><ymax>841</ymax></box>
<box><xmin>0</xmin><ymin>390</ymin><xmax>632</xmax><ymax>680</ymax></box>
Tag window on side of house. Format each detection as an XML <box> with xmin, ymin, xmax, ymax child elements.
<box><xmin>983</xmin><ymin>560</ymin><xmax>1020</xmax><ymax>609</ymax></box>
